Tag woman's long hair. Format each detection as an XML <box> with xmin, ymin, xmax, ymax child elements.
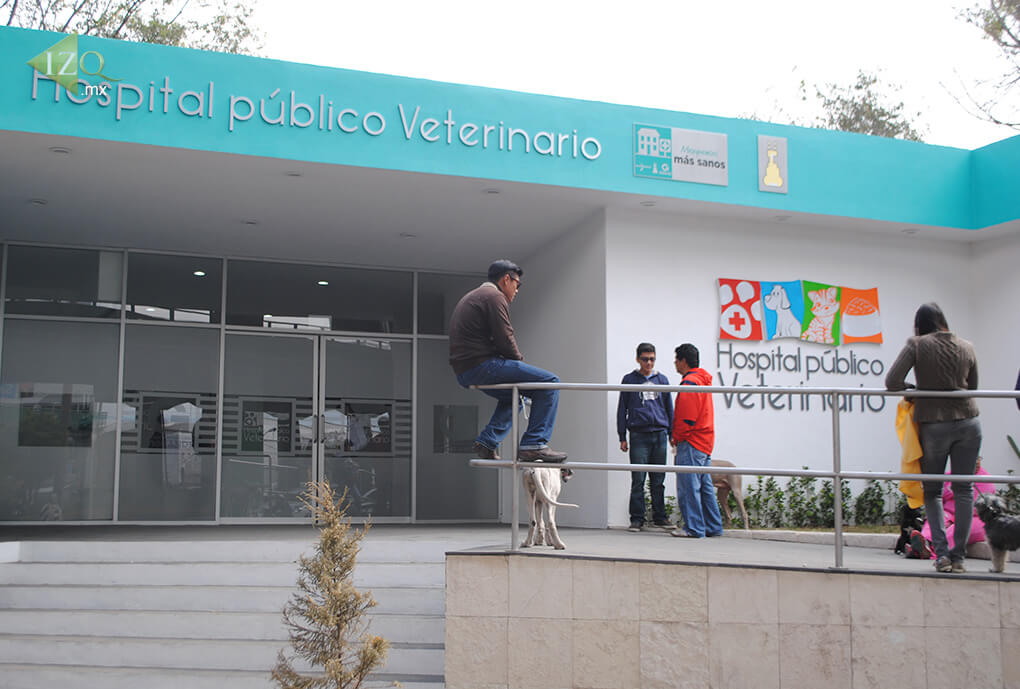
<box><xmin>914</xmin><ymin>302</ymin><xmax>949</xmax><ymax>335</ymax></box>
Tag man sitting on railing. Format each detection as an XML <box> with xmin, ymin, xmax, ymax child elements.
<box><xmin>448</xmin><ymin>259</ymin><xmax>567</xmax><ymax>463</ymax></box>
<box><xmin>670</xmin><ymin>343</ymin><xmax>724</xmax><ymax>538</ymax></box>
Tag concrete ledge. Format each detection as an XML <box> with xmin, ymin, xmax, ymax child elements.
<box><xmin>446</xmin><ymin>551</ymin><xmax>1020</xmax><ymax>689</ymax></box>
<box><xmin>0</xmin><ymin>541</ymin><xmax>20</xmax><ymax>563</ymax></box>
<box><xmin>725</xmin><ymin>528</ymin><xmax>1016</xmax><ymax>561</ymax></box>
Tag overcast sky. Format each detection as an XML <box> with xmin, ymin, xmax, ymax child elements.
<box><xmin>253</xmin><ymin>0</ymin><xmax>1016</xmax><ymax>150</ymax></box>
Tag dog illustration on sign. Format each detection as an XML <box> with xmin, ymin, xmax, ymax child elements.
<box><xmin>763</xmin><ymin>284</ymin><xmax>801</xmax><ymax>338</ymax></box>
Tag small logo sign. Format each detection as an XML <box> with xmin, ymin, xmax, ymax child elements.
<box><xmin>634</xmin><ymin>123</ymin><xmax>728</xmax><ymax>186</ymax></box>
<box><xmin>633</xmin><ymin>124</ymin><xmax>673</xmax><ymax>179</ymax></box>
<box><xmin>758</xmin><ymin>135</ymin><xmax>788</xmax><ymax>193</ymax></box>
<box><xmin>27</xmin><ymin>33</ymin><xmax>119</xmax><ymax>93</ymax></box>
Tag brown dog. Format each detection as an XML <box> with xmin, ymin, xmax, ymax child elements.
<box><xmin>711</xmin><ymin>459</ymin><xmax>749</xmax><ymax>530</ymax></box>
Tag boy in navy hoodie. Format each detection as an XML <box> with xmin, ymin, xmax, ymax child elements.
<box><xmin>617</xmin><ymin>343</ymin><xmax>673</xmax><ymax>531</ymax></box>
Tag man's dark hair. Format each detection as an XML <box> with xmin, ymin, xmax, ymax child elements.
<box><xmin>488</xmin><ymin>259</ymin><xmax>523</xmax><ymax>283</ymax></box>
<box><xmin>675</xmin><ymin>343</ymin><xmax>700</xmax><ymax>368</ymax></box>
<box><xmin>636</xmin><ymin>343</ymin><xmax>655</xmax><ymax>356</ymax></box>
<box><xmin>914</xmin><ymin>302</ymin><xmax>949</xmax><ymax>336</ymax></box>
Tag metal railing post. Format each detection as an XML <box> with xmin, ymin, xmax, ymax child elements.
<box><xmin>831</xmin><ymin>390</ymin><xmax>844</xmax><ymax>569</ymax></box>
<box><xmin>511</xmin><ymin>385</ymin><xmax>520</xmax><ymax>550</ymax></box>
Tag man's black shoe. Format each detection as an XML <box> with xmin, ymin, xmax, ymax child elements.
<box><xmin>473</xmin><ymin>442</ymin><xmax>500</xmax><ymax>460</ymax></box>
<box><xmin>518</xmin><ymin>447</ymin><xmax>568</xmax><ymax>463</ymax></box>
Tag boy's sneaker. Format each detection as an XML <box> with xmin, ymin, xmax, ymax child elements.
<box><xmin>652</xmin><ymin>520</ymin><xmax>672</xmax><ymax>529</ymax></box>
<box><xmin>951</xmin><ymin>560</ymin><xmax>966</xmax><ymax>573</ymax></box>
<box><xmin>934</xmin><ymin>556</ymin><xmax>953</xmax><ymax>573</ymax></box>
<box><xmin>628</xmin><ymin>522</ymin><xmax>643</xmax><ymax>532</ymax></box>
<box><xmin>909</xmin><ymin>530</ymin><xmax>931</xmax><ymax>560</ymax></box>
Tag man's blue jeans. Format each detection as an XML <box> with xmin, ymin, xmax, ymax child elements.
<box><xmin>629</xmin><ymin>430</ymin><xmax>667</xmax><ymax>525</ymax></box>
<box><xmin>456</xmin><ymin>358</ymin><xmax>559</xmax><ymax>451</ymax></box>
<box><xmin>675</xmin><ymin>441</ymin><xmax>723</xmax><ymax>537</ymax></box>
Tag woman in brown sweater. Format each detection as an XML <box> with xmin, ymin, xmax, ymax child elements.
<box><xmin>886</xmin><ymin>303</ymin><xmax>981</xmax><ymax>573</ymax></box>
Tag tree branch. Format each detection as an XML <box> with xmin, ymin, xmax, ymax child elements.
<box><xmin>4</xmin><ymin>0</ymin><xmax>19</xmax><ymax>27</ymax></box>
<box><xmin>58</xmin><ymin>0</ymin><xmax>91</xmax><ymax>33</ymax></box>
<box><xmin>991</xmin><ymin>1</ymin><xmax>1020</xmax><ymax>49</ymax></box>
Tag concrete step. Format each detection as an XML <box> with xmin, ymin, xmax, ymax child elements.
<box><xmin>0</xmin><ymin>663</ymin><xmax>443</xmax><ymax>689</ymax></box>
<box><xmin>0</xmin><ymin>584</ymin><xmax>445</xmax><ymax>614</ymax></box>
<box><xmin>0</xmin><ymin>635</ymin><xmax>444</xmax><ymax>676</ymax></box>
<box><xmin>0</xmin><ymin>609</ymin><xmax>444</xmax><ymax>643</ymax></box>
<box><xmin>0</xmin><ymin>561</ymin><xmax>445</xmax><ymax>587</ymax></box>
<box><xmin>5</xmin><ymin>539</ymin><xmax>456</xmax><ymax>564</ymax></box>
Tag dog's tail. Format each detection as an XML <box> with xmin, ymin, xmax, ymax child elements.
<box><xmin>530</xmin><ymin>471</ymin><xmax>579</xmax><ymax>508</ymax></box>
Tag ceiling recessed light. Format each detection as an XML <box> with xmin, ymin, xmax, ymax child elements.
<box><xmin>242</xmin><ymin>219</ymin><xmax>258</xmax><ymax>226</ymax></box>
<box><xmin>317</xmin><ymin>280</ymin><xmax>329</xmax><ymax>286</ymax></box>
<box><xmin>399</xmin><ymin>232</ymin><xmax>417</xmax><ymax>240</ymax></box>
<box><xmin>284</xmin><ymin>171</ymin><xmax>302</xmax><ymax>177</ymax></box>
<box><xmin>482</xmin><ymin>187</ymin><xmax>501</xmax><ymax>195</ymax></box>
<box><xmin>774</xmin><ymin>215</ymin><xmax>791</xmax><ymax>222</ymax></box>
<box><xmin>640</xmin><ymin>200</ymin><xmax>656</xmax><ymax>207</ymax></box>
<box><xmin>264</xmin><ymin>314</ymin><xmax>273</xmax><ymax>319</ymax></box>
<box><xmin>48</xmin><ymin>146</ymin><xmax>71</xmax><ymax>154</ymax></box>
<box><xmin>193</xmin><ymin>270</ymin><xmax>206</xmax><ymax>277</ymax></box>
<box><xmin>901</xmin><ymin>227</ymin><xmax>919</xmax><ymax>235</ymax></box>
<box><xmin>28</xmin><ymin>198</ymin><xmax>48</xmax><ymax>206</ymax></box>
<box><xmin>145</xmin><ymin>308</ymin><xmax>156</xmax><ymax>312</ymax></box>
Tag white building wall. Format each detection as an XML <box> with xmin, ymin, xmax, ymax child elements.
<box><xmin>603</xmin><ymin>207</ymin><xmax>983</xmax><ymax>528</ymax></box>
<box><xmin>968</xmin><ymin>234</ymin><xmax>1020</xmax><ymax>476</ymax></box>
<box><xmin>508</xmin><ymin>210</ymin><xmax>610</xmax><ymax>528</ymax></box>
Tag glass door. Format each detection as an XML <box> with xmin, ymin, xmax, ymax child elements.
<box><xmin>319</xmin><ymin>337</ymin><xmax>411</xmax><ymax>520</ymax></box>
<box><xmin>219</xmin><ymin>333</ymin><xmax>412</xmax><ymax>522</ymax></box>
<box><xmin>220</xmin><ymin>333</ymin><xmax>316</xmax><ymax>521</ymax></box>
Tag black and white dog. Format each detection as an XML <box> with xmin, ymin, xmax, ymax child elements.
<box><xmin>975</xmin><ymin>494</ymin><xmax>1020</xmax><ymax>573</ymax></box>
<box><xmin>894</xmin><ymin>504</ymin><xmax>925</xmax><ymax>556</ymax></box>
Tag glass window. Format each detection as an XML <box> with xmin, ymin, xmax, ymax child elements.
<box><xmin>118</xmin><ymin>326</ymin><xmax>220</xmax><ymax>520</ymax></box>
<box><xmin>415</xmin><ymin>339</ymin><xmax>497</xmax><ymax>520</ymax></box>
<box><xmin>322</xmin><ymin>338</ymin><xmax>411</xmax><ymax>518</ymax></box>
<box><xmin>220</xmin><ymin>334</ymin><xmax>315</xmax><ymax>519</ymax></box>
<box><xmin>417</xmin><ymin>272</ymin><xmax>483</xmax><ymax>335</ymax></box>
<box><xmin>5</xmin><ymin>246</ymin><xmax>122</xmax><ymax>318</ymax></box>
<box><xmin>126</xmin><ymin>254</ymin><xmax>222</xmax><ymax>323</ymax></box>
<box><xmin>0</xmin><ymin>320</ymin><xmax>119</xmax><ymax>521</ymax></box>
<box><xmin>226</xmin><ymin>261</ymin><xmax>412</xmax><ymax>333</ymax></box>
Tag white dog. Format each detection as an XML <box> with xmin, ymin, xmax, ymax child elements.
<box><xmin>764</xmin><ymin>284</ymin><xmax>801</xmax><ymax>338</ymax></box>
<box><xmin>522</xmin><ymin>467</ymin><xmax>577</xmax><ymax>549</ymax></box>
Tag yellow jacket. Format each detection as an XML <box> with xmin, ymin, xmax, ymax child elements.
<box><xmin>895</xmin><ymin>399</ymin><xmax>924</xmax><ymax>508</ymax></box>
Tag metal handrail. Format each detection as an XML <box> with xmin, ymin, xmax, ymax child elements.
<box><xmin>469</xmin><ymin>382</ymin><xmax>1020</xmax><ymax>568</ymax></box>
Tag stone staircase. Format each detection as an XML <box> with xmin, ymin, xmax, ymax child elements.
<box><xmin>0</xmin><ymin>532</ymin><xmax>461</xmax><ymax>688</ymax></box>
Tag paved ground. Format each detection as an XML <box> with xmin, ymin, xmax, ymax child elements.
<box><xmin>7</xmin><ymin>523</ymin><xmax>1018</xmax><ymax>580</ymax></box>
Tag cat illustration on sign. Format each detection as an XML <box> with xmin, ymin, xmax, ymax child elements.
<box><xmin>801</xmin><ymin>286</ymin><xmax>840</xmax><ymax>344</ymax></box>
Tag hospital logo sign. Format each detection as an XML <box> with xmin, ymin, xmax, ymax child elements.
<box><xmin>633</xmin><ymin>123</ymin><xmax>728</xmax><ymax>186</ymax></box>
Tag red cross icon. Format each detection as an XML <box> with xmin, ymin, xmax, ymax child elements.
<box><xmin>728</xmin><ymin>311</ymin><xmax>746</xmax><ymax>330</ymax></box>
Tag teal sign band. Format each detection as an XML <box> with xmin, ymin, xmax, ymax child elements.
<box><xmin>2</xmin><ymin>26</ymin><xmax>1017</xmax><ymax>231</ymax></box>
